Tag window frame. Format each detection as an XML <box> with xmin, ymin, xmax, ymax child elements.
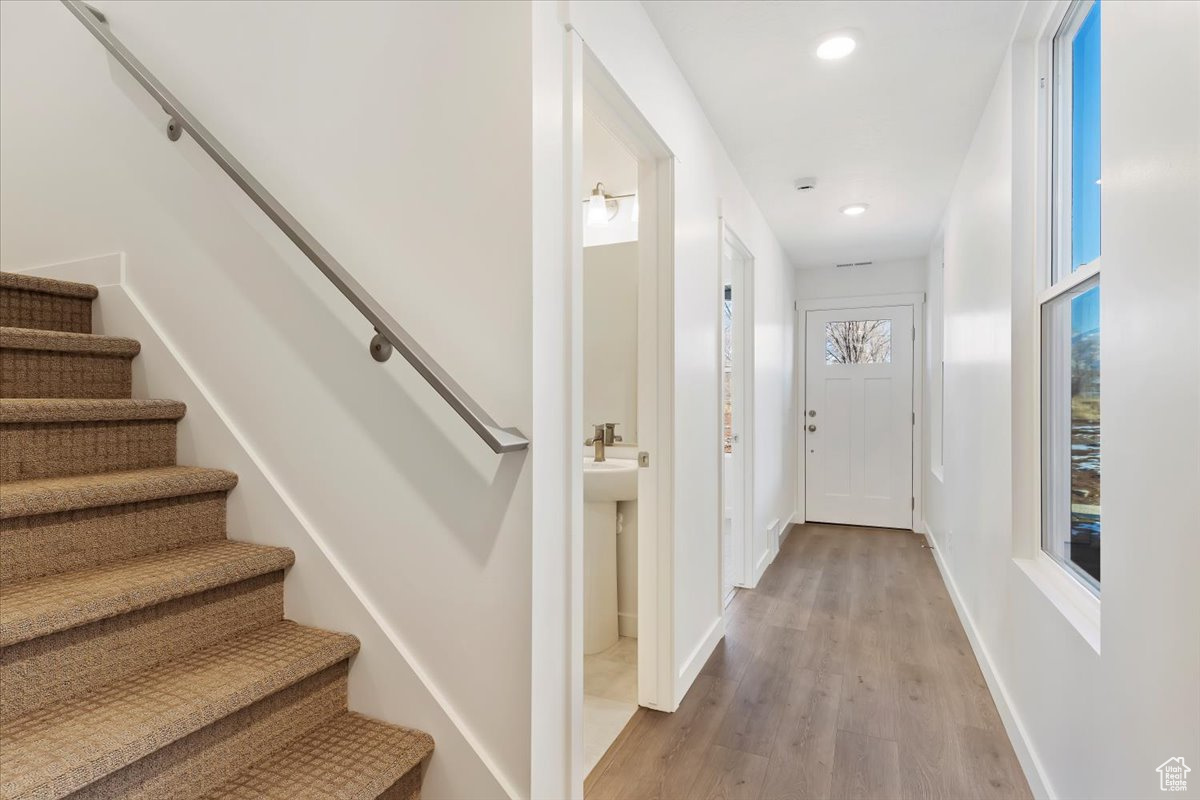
<box><xmin>1035</xmin><ymin>0</ymin><xmax>1103</xmax><ymax>597</ymax></box>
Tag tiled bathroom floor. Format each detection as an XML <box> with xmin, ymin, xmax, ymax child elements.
<box><xmin>584</xmin><ymin>636</ymin><xmax>637</xmax><ymax>775</ymax></box>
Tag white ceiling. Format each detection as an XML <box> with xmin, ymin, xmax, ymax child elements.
<box><xmin>641</xmin><ymin>0</ymin><xmax>1023</xmax><ymax>269</ymax></box>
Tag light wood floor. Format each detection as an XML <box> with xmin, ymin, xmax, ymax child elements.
<box><xmin>585</xmin><ymin>523</ymin><xmax>1032</xmax><ymax>800</ymax></box>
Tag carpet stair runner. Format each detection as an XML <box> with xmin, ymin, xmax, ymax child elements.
<box><xmin>0</xmin><ymin>271</ymin><xmax>434</xmax><ymax>800</ymax></box>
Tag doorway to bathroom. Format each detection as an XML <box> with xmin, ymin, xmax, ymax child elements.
<box><xmin>720</xmin><ymin>226</ymin><xmax>754</xmax><ymax>606</ymax></box>
<box><xmin>574</xmin><ymin>48</ymin><xmax>675</xmax><ymax>784</ymax></box>
<box><xmin>580</xmin><ymin>107</ymin><xmax>640</xmax><ymax>777</ymax></box>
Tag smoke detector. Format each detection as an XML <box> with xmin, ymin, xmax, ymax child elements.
<box><xmin>794</xmin><ymin>177</ymin><xmax>818</xmax><ymax>192</ymax></box>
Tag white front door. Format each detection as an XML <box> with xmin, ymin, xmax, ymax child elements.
<box><xmin>804</xmin><ymin>305</ymin><xmax>914</xmax><ymax>529</ymax></box>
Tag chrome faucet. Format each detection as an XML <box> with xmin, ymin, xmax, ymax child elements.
<box><xmin>586</xmin><ymin>424</ymin><xmax>607</xmax><ymax>462</ymax></box>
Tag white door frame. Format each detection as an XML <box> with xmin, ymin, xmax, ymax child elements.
<box><xmin>796</xmin><ymin>292</ymin><xmax>924</xmax><ymax>531</ymax></box>
<box><xmin>573</xmin><ymin>38</ymin><xmax>676</xmax><ymax>729</ymax></box>
<box><xmin>717</xmin><ymin>222</ymin><xmax>755</xmax><ymax>591</ymax></box>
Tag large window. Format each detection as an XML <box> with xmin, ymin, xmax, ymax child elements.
<box><xmin>1042</xmin><ymin>0</ymin><xmax>1101</xmax><ymax>592</ymax></box>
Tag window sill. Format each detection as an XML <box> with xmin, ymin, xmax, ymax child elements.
<box><xmin>1014</xmin><ymin>553</ymin><xmax>1101</xmax><ymax>654</ymax></box>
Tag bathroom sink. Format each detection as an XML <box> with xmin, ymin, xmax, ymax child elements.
<box><xmin>583</xmin><ymin>457</ymin><xmax>638</xmax><ymax>502</ymax></box>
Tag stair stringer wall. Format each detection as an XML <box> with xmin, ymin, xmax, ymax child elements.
<box><xmin>10</xmin><ymin>254</ymin><xmax>513</xmax><ymax>800</ymax></box>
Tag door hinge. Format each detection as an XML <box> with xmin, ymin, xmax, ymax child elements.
<box><xmin>912</xmin><ymin>497</ymin><xmax>915</xmax><ymax>510</ymax></box>
<box><xmin>912</xmin><ymin>326</ymin><xmax>916</xmax><ymax>341</ymax></box>
<box><xmin>912</xmin><ymin>411</ymin><xmax>916</xmax><ymax>425</ymax></box>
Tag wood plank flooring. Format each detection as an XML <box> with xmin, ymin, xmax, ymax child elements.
<box><xmin>585</xmin><ymin>524</ymin><xmax>1032</xmax><ymax>800</ymax></box>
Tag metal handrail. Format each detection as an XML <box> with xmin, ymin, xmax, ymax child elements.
<box><xmin>61</xmin><ymin>0</ymin><xmax>529</xmax><ymax>453</ymax></box>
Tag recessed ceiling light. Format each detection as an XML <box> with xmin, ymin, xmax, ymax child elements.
<box><xmin>816</xmin><ymin>34</ymin><xmax>857</xmax><ymax>60</ymax></box>
<box><xmin>840</xmin><ymin>203</ymin><xmax>869</xmax><ymax>216</ymax></box>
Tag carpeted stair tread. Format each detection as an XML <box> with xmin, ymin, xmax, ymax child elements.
<box><xmin>0</xmin><ymin>273</ymin><xmax>98</xmax><ymax>300</ymax></box>
<box><xmin>0</xmin><ymin>326</ymin><xmax>139</xmax><ymax>357</ymax></box>
<box><xmin>0</xmin><ymin>398</ymin><xmax>186</xmax><ymax>423</ymax></box>
<box><xmin>0</xmin><ymin>539</ymin><xmax>295</xmax><ymax>646</ymax></box>
<box><xmin>0</xmin><ymin>620</ymin><xmax>360</xmax><ymax>800</ymax></box>
<box><xmin>0</xmin><ymin>465</ymin><xmax>238</xmax><ymax>519</ymax></box>
<box><xmin>202</xmin><ymin>711</ymin><xmax>434</xmax><ymax>800</ymax></box>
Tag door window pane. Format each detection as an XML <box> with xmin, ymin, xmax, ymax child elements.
<box><xmin>825</xmin><ymin>319</ymin><xmax>892</xmax><ymax>365</ymax></box>
<box><xmin>1041</xmin><ymin>280</ymin><xmax>1101</xmax><ymax>588</ymax></box>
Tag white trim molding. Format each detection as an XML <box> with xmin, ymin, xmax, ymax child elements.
<box><xmin>925</xmin><ymin>527</ymin><xmax>1055</xmax><ymax>800</ymax></box>
<box><xmin>675</xmin><ymin>615</ymin><xmax>724</xmax><ymax>698</ymax></box>
<box><xmin>11</xmin><ymin>251</ymin><xmax>123</xmax><ymax>287</ymax></box>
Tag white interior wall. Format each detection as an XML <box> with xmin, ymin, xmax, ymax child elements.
<box><xmin>925</xmin><ymin>3</ymin><xmax>1200</xmax><ymax>798</ymax></box>
<box><xmin>567</xmin><ymin>0</ymin><xmax>798</xmax><ymax>703</ymax></box>
<box><xmin>0</xmin><ymin>2</ymin><xmax>538</xmax><ymax>797</ymax></box>
<box><xmin>1091</xmin><ymin>1</ymin><xmax>1199</xmax><ymax>794</ymax></box>
<box><xmin>794</xmin><ymin>258</ymin><xmax>928</xmax><ymax>301</ymax></box>
<box><xmin>582</xmin><ymin>242</ymin><xmax>638</xmax><ymax>439</ymax></box>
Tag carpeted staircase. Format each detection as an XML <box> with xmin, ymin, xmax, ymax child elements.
<box><xmin>0</xmin><ymin>272</ymin><xmax>434</xmax><ymax>799</ymax></box>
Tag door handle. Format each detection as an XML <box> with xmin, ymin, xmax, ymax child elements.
<box><xmin>807</xmin><ymin>424</ymin><xmax>817</xmax><ymax>432</ymax></box>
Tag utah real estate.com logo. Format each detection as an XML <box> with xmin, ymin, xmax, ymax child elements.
<box><xmin>1158</xmin><ymin>757</ymin><xmax>1191</xmax><ymax>792</ymax></box>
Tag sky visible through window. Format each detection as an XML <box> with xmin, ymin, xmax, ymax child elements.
<box><xmin>1072</xmin><ymin>1</ymin><xmax>1101</xmax><ymax>270</ymax></box>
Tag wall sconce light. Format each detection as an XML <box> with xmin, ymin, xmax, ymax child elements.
<box><xmin>587</xmin><ymin>182</ymin><xmax>618</xmax><ymax>226</ymax></box>
<box><xmin>583</xmin><ymin>182</ymin><xmax>638</xmax><ymax>227</ymax></box>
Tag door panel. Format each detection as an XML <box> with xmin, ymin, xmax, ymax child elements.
<box><xmin>805</xmin><ymin>305</ymin><xmax>914</xmax><ymax>528</ymax></box>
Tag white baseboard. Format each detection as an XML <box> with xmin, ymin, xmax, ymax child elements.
<box><xmin>925</xmin><ymin>528</ymin><xmax>1054</xmax><ymax>800</ymax></box>
<box><xmin>754</xmin><ymin>545</ymin><xmax>772</xmax><ymax>582</ymax></box>
<box><xmin>675</xmin><ymin>615</ymin><xmax>724</xmax><ymax>703</ymax></box>
<box><xmin>779</xmin><ymin>515</ymin><xmax>795</xmax><ymax>545</ymax></box>
<box><xmin>617</xmin><ymin>612</ymin><xmax>638</xmax><ymax>639</ymax></box>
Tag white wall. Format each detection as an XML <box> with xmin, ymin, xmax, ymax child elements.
<box><xmin>567</xmin><ymin>0</ymin><xmax>798</xmax><ymax>703</ymax></box>
<box><xmin>1094</xmin><ymin>1</ymin><xmax>1199</xmax><ymax>794</ymax></box>
<box><xmin>0</xmin><ymin>2</ymin><xmax>538</xmax><ymax>797</ymax></box>
<box><xmin>583</xmin><ymin>242</ymin><xmax>638</xmax><ymax>438</ymax></box>
<box><xmin>925</xmin><ymin>2</ymin><xmax>1200</xmax><ymax>798</ymax></box>
<box><xmin>795</xmin><ymin>257</ymin><xmax>927</xmax><ymax>301</ymax></box>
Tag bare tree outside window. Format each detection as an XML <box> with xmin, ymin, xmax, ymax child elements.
<box><xmin>825</xmin><ymin>319</ymin><xmax>892</xmax><ymax>365</ymax></box>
